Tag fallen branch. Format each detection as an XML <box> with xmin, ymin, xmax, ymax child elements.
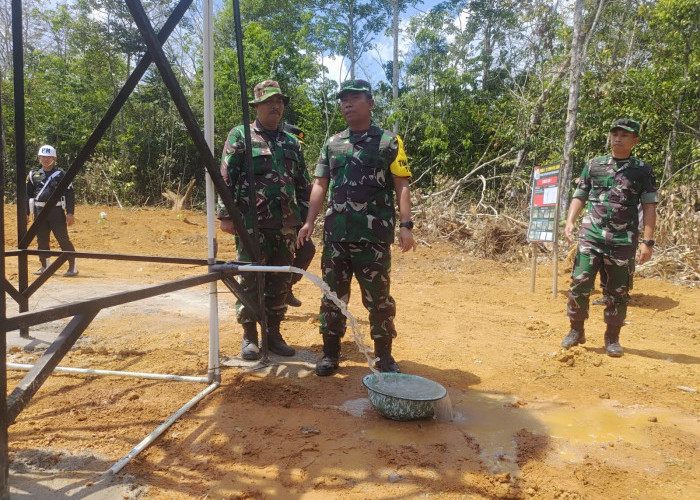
<box><xmin>163</xmin><ymin>177</ymin><xmax>196</xmax><ymax>211</ymax></box>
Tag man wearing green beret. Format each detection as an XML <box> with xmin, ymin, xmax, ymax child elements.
<box><xmin>218</xmin><ymin>80</ymin><xmax>311</xmax><ymax>360</ymax></box>
<box><xmin>297</xmin><ymin>79</ymin><xmax>416</xmax><ymax>376</ymax></box>
<box><xmin>562</xmin><ymin>118</ymin><xmax>658</xmax><ymax>357</ymax></box>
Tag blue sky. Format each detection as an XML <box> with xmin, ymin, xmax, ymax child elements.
<box><xmin>322</xmin><ymin>0</ymin><xmax>446</xmax><ymax>85</ymax></box>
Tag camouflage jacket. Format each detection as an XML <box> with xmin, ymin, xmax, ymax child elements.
<box><xmin>315</xmin><ymin>124</ymin><xmax>402</xmax><ymax>244</ymax></box>
<box><xmin>573</xmin><ymin>154</ymin><xmax>658</xmax><ymax>246</ymax></box>
<box><xmin>217</xmin><ymin>120</ymin><xmax>311</xmax><ymax>231</ymax></box>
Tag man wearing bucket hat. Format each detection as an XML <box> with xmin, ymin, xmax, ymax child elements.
<box><xmin>26</xmin><ymin>144</ymin><xmax>78</xmax><ymax>277</ymax></box>
<box><xmin>297</xmin><ymin>79</ymin><xmax>415</xmax><ymax>376</ymax></box>
<box><xmin>282</xmin><ymin>123</ymin><xmax>316</xmax><ymax>308</ymax></box>
<box><xmin>561</xmin><ymin>118</ymin><xmax>658</xmax><ymax>357</ymax></box>
<box><xmin>217</xmin><ymin>80</ymin><xmax>311</xmax><ymax>360</ymax></box>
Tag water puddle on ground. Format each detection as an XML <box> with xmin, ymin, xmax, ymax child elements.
<box><xmin>356</xmin><ymin>389</ymin><xmax>671</xmax><ymax>475</ymax></box>
<box><xmin>539</xmin><ymin>406</ymin><xmax>647</xmax><ymax>441</ymax></box>
<box><xmin>453</xmin><ymin>392</ymin><xmax>659</xmax><ymax>471</ymax></box>
<box><xmin>288</xmin><ymin>267</ymin><xmax>662</xmax><ymax>473</ymax></box>
<box><xmin>451</xmin><ymin>392</ymin><xmax>528</xmax><ymax>474</ymax></box>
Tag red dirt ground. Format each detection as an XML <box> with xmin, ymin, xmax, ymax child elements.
<box><xmin>4</xmin><ymin>205</ymin><xmax>699</xmax><ymax>499</ymax></box>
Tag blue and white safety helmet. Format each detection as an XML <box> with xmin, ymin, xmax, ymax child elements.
<box><xmin>38</xmin><ymin>145</ymin><xmax>57</xmax><ymax>158</ymax></box>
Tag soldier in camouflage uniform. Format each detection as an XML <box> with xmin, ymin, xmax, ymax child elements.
<box><xmin>562</xmin><ymin>118</ymin><xmax>658</xmax><ymax>357</ymax></box>
<box><xmin>297</xmin><ymin>79</ymin><xmax>415</xmax><ymax>376</ymax></box>
<box><xmin>592</xmin><ymin>209</ymin><xmax>640</xmax><ymax>306</ymax></box>
<box><xmin>218</xmin><ymin>80</ymin><xmax>311</xmax><ymax>360</ymax></box>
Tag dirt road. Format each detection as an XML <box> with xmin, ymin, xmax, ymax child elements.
<box><xmin>4</xmin><ymin>205</ymin><xmax>699</xmax><ymax>499</ymax></box>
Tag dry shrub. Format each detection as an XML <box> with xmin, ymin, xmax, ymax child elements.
<box><xmin>471</xmin><ymin>219</ymin><xmax>528</xmax><ymax>262</ymax></box>
<box><xmin>413</xmin><ymin>177</ymin><xmax>476</xmax><ymax>245</ymax></box>
<box><xmin>413</xmin><ymin>180</ymin><xmax>700</xmax><ymax>285</ymax></box>
<box><xmin>413</xmin><ymin>181</ymin><xmax>528</xmax><ymax>261</ymax></box>
<box><xmin>655</xmin><ymin>182</ymin><xmax>700</xmax><ymax>248</ymax></box>
<box><xmin>636</xmin><ymin>182</ymin><xmax>700</xmax><ymax>286</ymax></box>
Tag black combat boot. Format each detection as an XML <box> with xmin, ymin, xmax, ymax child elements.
<box><xmin>604</xmin><ymin>325</ymin><xmax>623</xmax><ymax>357</ymax></box>
<box><xmin>266</xmin><ymin>316</ymin><xmax>295</xmax><ymax>356</ymax></box>
<box><xmin>561</xmin><ymin>321</ymin><xmax>586</xmax><ymax>349</ymax></box>
<box><xmin>374</xmin><ymin>337</ymin><xmax>401</xmax><ymax>373</ymax></box>
<box><xmin>315</xmin><ymin>335</ymin><xmax>341</xmax><ymax>376</ymax></box>
<box><xmin>241</xmin><ymin>322</ymin><xmax>260</xmax><ymax>360</ymax></box>
<box><xmin>286</xmin><ymin>290</ymin><xmax>302</xmax><ymax>307</ymax></box>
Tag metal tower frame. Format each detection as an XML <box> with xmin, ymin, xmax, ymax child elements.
<box><xmin>1</xmin><ymin>0</ymin><xmax>268</xmax><ymax>496</ymax></box>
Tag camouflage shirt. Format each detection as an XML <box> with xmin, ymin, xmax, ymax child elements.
<box><xmin>315</xmin><ymin>124</ymin><xmax>404</xmax><ymax>244</ymax></box>
<box><xmin>573</xmin><ymin>154</ymin><xmax>658</xmax><ymax>246</ymax></box>
<box><xmin>217</xmin><ymin>120</ymin><xmax>311</xmax><ymax>231</ymax></box>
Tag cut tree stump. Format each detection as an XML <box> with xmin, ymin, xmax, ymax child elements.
<box><xmin>163</xmin><ymin>178</ymin><xmax>196</xmax><ymax>211</ymax></box>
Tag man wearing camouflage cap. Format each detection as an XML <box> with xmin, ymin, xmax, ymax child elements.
<box><xmin>297</xmin><ymin>79</ymin><xmax>415</xmax><ymax>376</ymax></box>
<box><xmin>218</xmin><ymin>80</ymin><xmax>311</xmax><ymax>360</ymax></box>
<box><xmin>561</xmin><ymin>118</ymin><xmax>658</xmax><ymax>357</ymax></box>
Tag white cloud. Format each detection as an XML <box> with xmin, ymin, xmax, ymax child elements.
<box><xmin>318</xmin><ymin>54</ymin><xmax>349</xmax><ymax>85</ymax></box>
<box><xmin>446</xmin><ymin>8</ymin><xmax>470</xmax><ymax>44</ymax></box>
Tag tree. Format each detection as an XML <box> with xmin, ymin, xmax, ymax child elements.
<box><xmin>312</xmin><ymin>0</ymin><xmax>390</xmax><ymax>79</ymax></box>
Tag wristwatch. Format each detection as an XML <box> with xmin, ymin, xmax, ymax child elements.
<box><xmin>399</xmin><ymin>220</ymin><xmax>414</xmax><ymax>230</ymax></box>
<box><xmin>641</xmin><ymin>239</ymin><xmax>655</xmax><ymax>247</ymax></box>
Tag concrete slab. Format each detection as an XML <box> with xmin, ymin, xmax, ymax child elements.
<box><xmin>10</xmin><ymin>448</ymin><xmax>147</xmax><ymax>499</ymax></box>
<box><xmin>6</xmin><ymin>330</ymin><xmax>59</xmax><ymax>353</ymax></box>
<box><xmin>221</xmin><ymin>348</ymin><xmax>318</xmax><ymax>378</ymax></box>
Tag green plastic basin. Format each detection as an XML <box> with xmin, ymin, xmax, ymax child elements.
<box><xmin>362</xmin><ymin>373</ymin><xmax>447</xmax><ymax>421</ymax></box>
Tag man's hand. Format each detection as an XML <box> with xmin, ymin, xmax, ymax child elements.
<box><xmin>564</xmin><ymin>198</ymin><xmax>585</xmax><ymax>244</ymax></box>
<box><xmin>66</xmin><ymin>214</ymin><xmax>75</xmax><ymax>226</ymax></box>
<box><xmin>220</xmin><ymin>219</ymin><xmax>236</xmax><ymax>235</ymax></box>
<box><xmin>637</xmin><ymin>243</ymin><xmax>653</xmax><ymax>265</ymax></box>
<box><xmin>297</xmin><ymin>222</ymin><xmax>313</xmax><ymax>248</ymax></box>
<box><xmin>397</xmin><ymin>227</ymin><xmax>416</xmax><ymax>252</ymax></box>
<box><xmin>564</xmin><ymin>221</ymin><xmax>576</xmax><ymax>243</ymax></box>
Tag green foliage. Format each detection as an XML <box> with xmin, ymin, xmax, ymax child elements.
<box><xmin>1</xmin><ymin>0</ymin><xmax>697</xmax><ymax>209</ymax></box>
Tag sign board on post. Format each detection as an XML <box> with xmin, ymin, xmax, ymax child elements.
<box><xmin>528</xmin><ymin>162</ymin><xmax>560</xmax><ymax>242</ymax></box>
<box><xmin>527</xmin><ymin>162</ymin><xmax>561</xmax><ymax>295</ymax></box>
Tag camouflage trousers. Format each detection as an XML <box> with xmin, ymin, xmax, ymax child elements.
<box><xmin>567</xmin><ymin>239</ymin><xmax>636</xmax><ymax>327</ymax></box>
<box><xmin>599</xmin><ymin>253</ymin><xmax>636</xmax><ymax>293</ymax></box>
<box><xmin>234</xmin><ymin>228</ymin><xmax>296</xmax><ymax>324</ymax></box>
<box><xmin>320</xmin><ymin>241</ymin><xmax>397</xmax><ymax>340</ymax></box>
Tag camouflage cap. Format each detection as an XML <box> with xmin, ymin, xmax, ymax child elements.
<box><xmin>249</xmin><ymin>80</ymin><xmax>290</xmax><ymax>105</ymax></box>
<box><xmin>284</xmin><ymin>123</ymin><xmax>305</xmax><ymax>144</ymax></box>
<box><xmin>336</xmin><ymin>79</ymin><xmax>372</xmax><ymax>99</ymax></box>
<box><xmin>610</xmin><ymin>118</ymin><xmax>641</xmax><ymax>135</ymax></box>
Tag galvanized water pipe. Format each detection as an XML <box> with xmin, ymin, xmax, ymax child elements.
<box><xmin>107</xmin><ymin>382</ymin><xmax>220</xmax><ymax>475</ymax></box>
<box><xmin>203</xmin><ymin>0</ymin><xmax>221</xmax><ymax>384</ymax></box>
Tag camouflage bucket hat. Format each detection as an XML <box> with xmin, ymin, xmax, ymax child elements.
<box><xmin>336</xmin><ymin>79</ymin><xmax>372</xmax><ymax>99</ymax></box>
<box><xmin>610</xmin><ymin>118</ymin><xmax>641</xmax><ymax>135</ymax></box>
<box><xmin>249</xmin><ymin>80</ymin><xmax>290</xmax><ymax>105</ymax></box>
